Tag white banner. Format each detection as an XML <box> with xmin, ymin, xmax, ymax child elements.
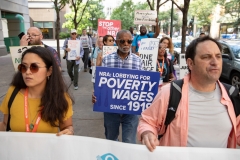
<box><xmin>0</xmin><ymin>132</ymin><xmax>239</xmax><ymax>160</ymax></box>
<box><xmin>9</xmin><ymin>45</ymin><xmax>43</xmax><ymax>71</ymax></box>
<box><xmin>179</xmin><ymin>53</ymin><xmax>189</xmax><ymax>79</ymax></box>
<box><xmin>138</xmin><ymin>38</ymin><xmax>159</xmax><ymax>71</ymax></box>
<box><xmin>134</xmin><ymin>10</ymin><xmax>157</xmax><ymax>25</ymax></box>
<box><xmin>102</xmin><ymin>46</ymin><xmax>118</xmax><ymax>57</ymax></box>
<box><xmin>67</xmin><ymin>40</ymin><xmax>81</xmax><ymax>60</ymax></box>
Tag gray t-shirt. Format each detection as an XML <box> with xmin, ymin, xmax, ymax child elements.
<box><xmin>187</xmin><ymin>83</ymin><xmax>232</xmax><ymax>148</ymax></box>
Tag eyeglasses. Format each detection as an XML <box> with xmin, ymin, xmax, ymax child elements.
<box><xmin>18</xmin><ymin>63</ymin><xmax>46</xmax><ymax>73</ymax></box>
<box><xmin>159</xmin><ymin>46</ymin><xmax>166</xmax><ymax>49</ymax></box>
<box><xmin>107</xmin><ymin>39</ymin><xmax>115</xmax><ymax>42</ymax></box>
<box><xmin>118</xmin><ymin>39</ymin><xmax>133</xmax><ymax>44</ymax></box>
<box><xmin>27</xmin><ymin>34</ymin><xmax>41</xmax><ymax>38</ymax></box>
<box><xmin>71</xmin><ymin>33</ymin><xmax>77</xmax><ymax>35</ymax></box>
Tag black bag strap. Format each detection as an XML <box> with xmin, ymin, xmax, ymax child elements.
<box><xmin>158</xmin><ymin>79</ymin><xmax>183</xmax><ymax>139</ymax></box>
<box><xmin>222</xmin><ymin>82</ymin><xmax>237</xmax><ymax>96</ymax></box>
<box><xmin>222</xmin><ymin>83</ymin><xmax>240</xmax><ymax>117</ymax></box>
<box><xmin>6</xmin><ymin>87</ymin><xmax>20</xmax><ymax>131</ymax></box>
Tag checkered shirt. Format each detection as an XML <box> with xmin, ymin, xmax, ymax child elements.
<box><xmin>102</xmin><ymin>51</ymin><xmax>143</xmax><ymax>70</ymax></box>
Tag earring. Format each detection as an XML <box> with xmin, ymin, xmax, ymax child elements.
<box><xmin>47</xmin><ymin>76</ymin><xmax>49</xmax><ymax>80</ymax></box>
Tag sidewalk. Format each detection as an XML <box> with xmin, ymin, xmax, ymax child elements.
<box><xmin>0</xmin><ymin>44</ymin><xmax>105</xmax><ymax>139</ymax></box>
<box><xmin>61</xmin><ymin>52</ymin><xmax>105</xmax><ymax>138</ymax></box>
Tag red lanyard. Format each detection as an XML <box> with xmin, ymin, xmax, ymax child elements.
<box><xmin>24</xmin><ymin>88</ymin><xmax>41</xmax><ymax>132</ymax></box>
<box><xmin>157</xmin><ymin>59</ymin><xmax>164</xmax><ymax>75</ymax></box>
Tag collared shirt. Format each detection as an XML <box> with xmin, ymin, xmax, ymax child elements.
<box><xmin>102</xmin><ymin>50</ymin><xmax>143</xmax><ymax>70</ymax></box>
<box><xmin>137</xmin><ymin>74</ymin><xmax>240</xmax><ymax>148</ymax></box>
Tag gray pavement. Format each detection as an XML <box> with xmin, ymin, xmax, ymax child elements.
<box><xmin>0</xmin><ymin>40</ymin><xmax>105</xmax><ymax>139</ymax></box>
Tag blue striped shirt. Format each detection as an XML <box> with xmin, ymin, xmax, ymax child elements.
<box><xmin>102</xmin><ymin>51</ymin><xmax>143</xmax><ymax>70</ymax></box>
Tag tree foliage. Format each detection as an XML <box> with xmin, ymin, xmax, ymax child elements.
<box><xmin>158</xmin><ymin>9</ymin><xmax>181</xmax><ymax>33</ymax></box>
<box><xmin>110</xmin><ymin>0</ymin><xmax>135</xmax><ymax>30</ymax></box>
<box><xmin>110</xmin><ymin>0</ymin><xmax>150</xmax><ymax>30</ymax></box>
<box><xmin>87</xmin><ymin>0</ymin><xmax>106</xmax><ymax>30</ymax></box>
<box><xmin>146</xmin><ymin>0</ymin><xmax>169</xmax><ymax>15</ymax></box>
<box><xmin>63</xmin><ymin>0</ymin><xmax>105</xmax><ymax>33</ymax></box>
<box><xmin>69</xmin><ymin>0</ymin><xmax>90</xmax><ymax>30</ymax></box>
<box><xmin>212</xmin><ymin>0</ymin><xmax>240</xmax><ymax>27</ymax></box>
<box><xmin>52</xmin><ymin>0</ymin><xmax>69</xmax><ymax>59</ymax></box>
<box><xmin>189</xmin><ymin>0</ymin><xmax>216</xmax><ymax>27</ymax></box>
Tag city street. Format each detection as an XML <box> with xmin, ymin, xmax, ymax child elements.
<box><xmin>0</xmin><ymin>40</ymin><xmax>239</xmax><ymax>148</ymax></box>
<box><xmin>0</xmin><ymin>40</ymin><xmax>105</xmax><ymax>139</ymax></box>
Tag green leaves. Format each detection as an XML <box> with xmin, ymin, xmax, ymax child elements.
<box><xmin>110</xmin><ymin>0</ymin><xmax>149</xmax><ymax>30</ymax></box>
<box><xmin>62</xmin><ymin>0</ymin><xmax>105</xmax><ymax>33</ymax></box>
<box><xmin>189</xmin><ymin>0</ymin><xmax>215</xmax><ymax>27</ymax></box>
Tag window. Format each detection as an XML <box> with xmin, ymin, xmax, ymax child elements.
<box><xmin>222</xmin><ymin>45</ymin><xmax>231</xmax><ymax>56</ymax></box>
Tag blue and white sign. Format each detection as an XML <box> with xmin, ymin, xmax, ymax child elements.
<box><xmin>93</xmin><ymin>67</ymin><xmax>160</xmax><ymax>115</ymax></box>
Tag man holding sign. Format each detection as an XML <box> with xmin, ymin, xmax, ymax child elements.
<box><xmin>93</xmin><ymin>30</ymin><xmax>143</xmax><ymax>144</ymax></box>
<box><xmin>132</xmin><ymin>18</ymin><xmax>159</xmax><ymax>56</ymax></box>
<box><xmin>63</xmin><ymin>29</ymin><xmax>84</xmax><ymax>90</ymax></box>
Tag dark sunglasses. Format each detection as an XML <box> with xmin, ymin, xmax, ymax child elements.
<box><xmin>159</xmin><ymin>47</ymin><xmax>166</xmax><ymax>50</ymax></box>
<box><xmin>107</xmin><ymin>39</ymin><xmax>115</xmax><ymax>42</ymax></box>
<box><xmin>71</xmin><ymin>33</ymin><xmax>77</xmax><ymax>35</ymax></box>
<box><xmin>18</xmin><ymin>63</ymin><xmax>46</xmax><ymax>73</ymax></box>
<box><xmin>118</xmin><ymin>39</ymin><xmax>133</xmax><ymax>44</ymax></box>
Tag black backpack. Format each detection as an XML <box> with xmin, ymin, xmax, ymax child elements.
<box><xmin>158</xmin><ymin>79</ymin><xmax>240</xmax><ymax>139</ymax></box>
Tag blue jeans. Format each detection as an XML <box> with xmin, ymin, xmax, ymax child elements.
<box><xmin>104</xmin><ymin>112</ymin><xmax>138</xmax><ymax>144</ymax></box>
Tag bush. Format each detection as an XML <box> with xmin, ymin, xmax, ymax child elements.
<box><xmin>59</xmin><ymin>32</ymin><xmax>70</xmax><ymax>39</ymax></box>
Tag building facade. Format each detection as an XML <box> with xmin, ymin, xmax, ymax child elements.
<box><xmin>28</xmin><ymin>0</ymin><xmax>69</xmax><ymax>39</ymax></box>
<box><xmin>0</xmin><ymin>0</ymin><xmax>30</xmax><ymax>56</ymax></box>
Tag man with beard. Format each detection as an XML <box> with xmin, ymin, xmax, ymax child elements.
<box><xmin>92</xmin><ymin>30</ymin><xmax>142</xmax><ymax>144</ymax></box>
<box><xmin>20</xmin><ymin>27</ymin><xmax>61</xmax><ymax>70</ymax></box>
<box><xmin>132</xmin><ymin>19</ymin><xmax>159</xmax><ymax>56</ymax></box>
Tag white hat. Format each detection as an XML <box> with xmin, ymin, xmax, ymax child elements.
<box><xmin>71</xmin><ymin>29</ymin><xmax>77</xmax><ymax>33</ymax></box>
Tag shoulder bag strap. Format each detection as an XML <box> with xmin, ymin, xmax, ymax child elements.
<box><xmin>6</xmin><ymin>87</ymin><xmax>20</xmax><ymax>131</ymax></box>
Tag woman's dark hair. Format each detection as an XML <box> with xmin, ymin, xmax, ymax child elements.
<box><xmin>103</xmin><ymin>35</ymin><xmax>115</xmax><ymax>45</ymax></box>
<box><xmin>11</xmin><ymin>46</ymin><xmax>74</xmax><ymax>127</ymax></box>
<box><xmin>185</xmin><ymin>36</ymin><xmax>222</xmax><ymax>72</ymax></box>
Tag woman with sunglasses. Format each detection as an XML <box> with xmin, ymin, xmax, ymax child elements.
<box><xmin>96</xmin><ymin>35</ymin><xmax>115</xmax><ymax>66</ymax></box>
<box><xmin>157</xmin><ymin>43</ymin><xmax>175</xmax><ymax>86</ymax></box>
<box><xmin>0</xmin><ymin>47</ymin><xmax>74</xmax><ymax>135</ymax></box>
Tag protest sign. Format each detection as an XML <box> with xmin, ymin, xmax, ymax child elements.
<box><xmin>10</xmin><ymin>45</ymin><xmax>43</xmax><ymax>71</ymax></box>
<box><xmin>179</xmin><ymin>53</ymin><xmax>189</xmax><ymax>79</ymax></box>
<box><xmin>138</xmin><ymin>38</ymin><xmax>159</xmax><ymax>71</ymax></box>
<box><xmin>0</xmin><ymin>132</ymin><xmax>239</xmax><ymax>160</ymax></box>
<box><xmin>134</xmin><ymin>10</ymin><xmax>157</xmax><ymax>25</ymax></box>
<box><xmin>67</xmin><ymin>40</ymin><xmax>80</xmax><ymax>60</ymax></box>
<box><xmin>93</xmin><ymin>67</ymin><xmax>160</xmax><ymax>115</ymax></box>
<box><xmin>98</xmin><ymin>20</ymin><xmax>121</xmax><ymax>37</ymax></box>
<box><xmin>102</xmin><ymin>46</ymin><xmax>118</xmax><ymax>57</ymax></box>
<box><xmin>91</xmin><ymin>58</ymin><xmax>96</xmax><ymax>83</ymax></box>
